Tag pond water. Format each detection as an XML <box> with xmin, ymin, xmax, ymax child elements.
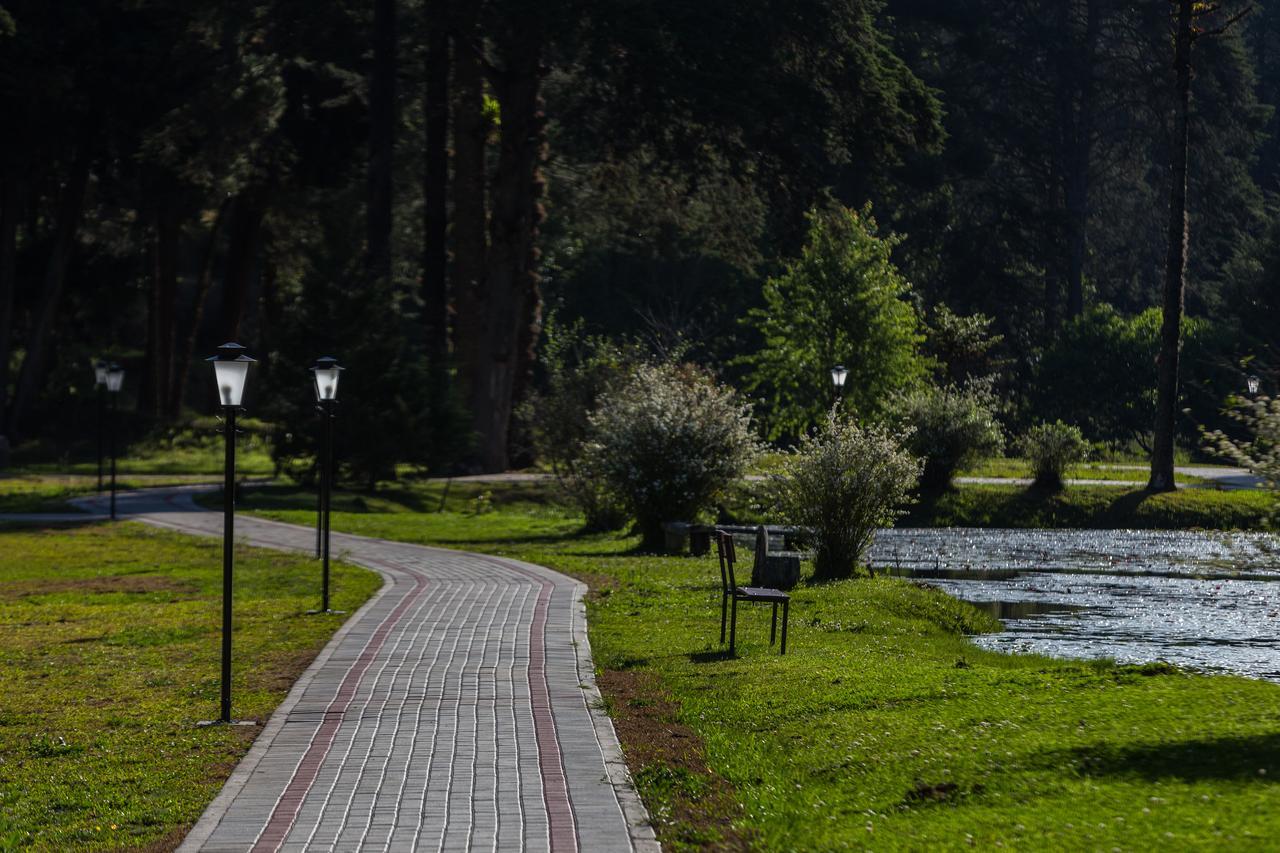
<box><xmin>867</xmin><ymin>528</ymin><xmax>1280</xmax><ymax>681</ymax></box>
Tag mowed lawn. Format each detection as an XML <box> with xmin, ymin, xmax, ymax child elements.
<box><xmin>229</xmin><ymin>481</ymin><xmax>1280</xmax><ymax>851</ymax></box>
<box><xmin>0</xmin><ymin>521</ymin><xmax>380</xmax><ymax>851</ymax></box>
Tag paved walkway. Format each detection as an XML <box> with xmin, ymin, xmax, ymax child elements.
<box><xmin>30</xmin><ymin>487</ymin><xmax>657</xmax><ymax>853</ymax></box>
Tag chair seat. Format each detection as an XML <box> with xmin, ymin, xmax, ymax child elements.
<box><xmin>735</xmin><ymin>586</ymin><xmax>789</xmax><ymax>602</ymax></box>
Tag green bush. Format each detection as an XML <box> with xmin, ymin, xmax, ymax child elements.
<box><xmin>891</xmin><ymin>382</ymin><xmax>1004</xmax><ymax>490</ymax></box>
<box><xmin>585</xmin><ymin>363</ymin><xmax>759</xmax><ymax>549</ymax></box>
<box><xmin>771</xmin><ymin>411</ymin><xmax>920</xmax><ymax>581</ymax></box>
<box><xmin>1018</xmin><ymin>420</ymin><xmax>1089</xmax><ymax>489</ymax></box>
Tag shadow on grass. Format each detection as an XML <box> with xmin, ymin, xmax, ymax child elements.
<box><xmin>1039</xmin><ymin>732</ymin><xmax>1280</xmax><ymax>782</ymax></box>
<box><xmin>688</xmin><ymin>649</ymin><xmax>735</xmax><ymax>664</ymax></box>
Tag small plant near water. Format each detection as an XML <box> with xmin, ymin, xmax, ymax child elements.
<box><xmin>771</xmin><ymin>409</ymin><xmax>920</xmax><ymax>580</ymax></box>
<box><xmin>1204</xmin><ymin>393</ymin><xmax>1280</xmax><ymax>520</ymax></box>
<box><xmin>584</xmin><ymin>363</ymin><xmax>759</xmax><ymax>549</ymax></box>
<box><xmin>1019</xmin><ymin>420</ymin><xmax>1089</xmax><ymax>489</ymax></box>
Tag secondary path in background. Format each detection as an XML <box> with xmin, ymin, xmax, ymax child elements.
<box><xmin>54</xmin><ymin>487</ymin><xmax>656</xmax><ymax>853</ymax></box>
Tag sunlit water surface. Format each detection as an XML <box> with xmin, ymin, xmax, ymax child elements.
<box><xmin>866</xmin><ymin>528</ymin><xmax>1280</xmax><ymax>681</ymax></box>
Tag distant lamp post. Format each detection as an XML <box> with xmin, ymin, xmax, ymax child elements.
<box><xmin>93</xmin><ymin>360</ymin><xmax>109</xmax><ymax>492</ymax></box>
<box><xmin>104</xmin><ymin>364</ymin><xmax>124</xmax><ymax>519</ymax></box>
<box><xmin>311</xmin><ymin>357</ymin><xmax>343</xmax><ymax>615</ymax></box>
<box><xmin>204</xmin><ymin>342</ymin><xmax>255</xmax><ymax>726</ymax></box>
<box><xmin>830</xmin><ymin>363</ymin><xmax>848</xmax><ymax>406</ymax></box>
<box><xmin>1248</xmin><ymin>375</ymin><xmax>1261</xmax><ymax>396</ymax></box>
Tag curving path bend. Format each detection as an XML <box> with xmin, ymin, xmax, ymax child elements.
<box><xmin>50</xmin><ymin>486</ymin><xmax>657</xmax><ymax>853</ymax></box>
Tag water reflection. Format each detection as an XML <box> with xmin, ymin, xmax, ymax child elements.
<box><xmin>868</xmin><ymin>528</ymin><xmax>1280</xmax><ymax>681</ymax></box>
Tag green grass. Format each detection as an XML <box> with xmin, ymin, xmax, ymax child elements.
<box><xmin>0</xmin><ymin>521</ymin><xmax>380</xmax><ymax>850</ymax></box>
<box><xmin>226</xmin><ymin>483</ymin><xmax>1280</xmax><ymax>850</ymax></box>
<box><xmin>958</xmin><ymin>458</ymin><xmax>1209</xmax><ymax>484</ymax></box>
<box><xmin>0</xmin><ymin>474</ymin><xmax>254</xmax><ymax>513</ymax></box>
<box><xmin>904</xmin><ymin>483</ymin><xmax>1274</xmax><ymax>530</ymax></box>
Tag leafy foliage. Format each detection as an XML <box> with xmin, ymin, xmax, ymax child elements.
<box><xmin>1204</xmin><ymin>395</ymin><xmax>1280</xmax><ymax>508</ymax></box>
<box><xmin>584</xmin><ymin>363</ymin><xmax>758</xmax><ymax>549</ymax></box>
<box><xmin>892</xmin><ymin>382</ymin><xmax>1004</xmax><ymax>490</ymax></box>
<box><xmin>771</xmin><ymin>410</ymin><xmax>920</xmax><ymax>580</ymax></box>
<box><xmin>1018</xmin><ymin>420</ymin><xmax>1089</xmax><ymax>490</ymax></box>
<box><xmin>740</xmin><ymin>206</ymin><xmax>927</xmax><ymax>440</ymax></box>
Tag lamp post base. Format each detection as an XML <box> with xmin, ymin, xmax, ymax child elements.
<box><xmin>306</xmin><ymin>608</ymin><xmax>347</xmax><ymax>616</ymax></box>
<box><xmin>196</xmin><ymin>719</ymin><xmax>259</xmax><ymax>728</ymax></box>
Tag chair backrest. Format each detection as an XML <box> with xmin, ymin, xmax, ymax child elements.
<box><xmin>715</xmin><ymin>530</ymin><xmax>737</xmax><ymax>591</ymax></box>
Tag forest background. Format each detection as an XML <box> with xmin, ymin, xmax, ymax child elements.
<box><xmin>1</xmin><ymin>0</ymin><xmax>1277</xmax><ymax>481</ymax></box>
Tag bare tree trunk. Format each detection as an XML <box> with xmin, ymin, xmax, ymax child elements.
<box><xmin>1149</xmin><ymin>0</ymin><xmax>1193</xmax><ymax>493</ymax></box>
<box><xmin>8</xmin><ymin>153</ymin><xmax>91</xmax><ymax>438</ymax></box>
<box><xmin>453</xmin><ymin>17</ymin><xmax>489</xmax><ymax>465</ymax></box>
<box><xmin>0</xmin><ymin>175</ymin><xmax>18</xmax><ymax>432</ymax></box>
<box><xmin>367</xmin><ymin>0</ymin><xmax>397</xmax><ymax>286</ymax></box>
<box><xmin>143</xmin><ymin>209</ymin><xmax>179</xmax><ymax>417</ymax></box>
<box><xmin>423</xmin><ymin>18</ymin><xmax>451</xmax><ymax>366</ymax></box>
<box><xmin>169</xmin><ymin>199</ymin><xmax>228</xmax><ymax>419</ymax></box>
<box><xmin>470</xmin><ymin>23</ymin><xmax>547</xmax><ymax>473</ymax></box>
<box><xmin>220</xmin><ymin>190</ymin><xmax>265</xmax><ymax>342</ymax></box>
<box><xmin>1061</xmin><ymin>0</ymin><xmax>1099</xmax><ymax>319</ymax></box>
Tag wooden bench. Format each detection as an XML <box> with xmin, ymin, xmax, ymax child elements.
<box><xmin>716</xmin><ymin>530</ymin><xmax>790</xmax><ymax>655</ymax></box>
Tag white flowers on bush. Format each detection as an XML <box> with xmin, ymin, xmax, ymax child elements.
<box><xmin>1204</xmin><ymin>395</ymin><xmax>1280</xmax><ymax>499</ymax></box>
<box><xmin>584</xmin><ymin>363</ymin><xmax>759</xmax><ymax>548</ymax></box>
<box><xmin>772</xmin><ymin>410</ymin><xmax>921</xmax><ymax>580</ymax></box>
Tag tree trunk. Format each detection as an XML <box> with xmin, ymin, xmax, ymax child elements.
<box><xmin>468</xmin><ymin>24</ymin><xmax>547</xmax><ymax>473</ymax></box>
<box><xmin>1061</xmin><ymin>0</ymin><xmax>1099</xmax><ymax>320</ymax></box>
<box><xmin>0</xmin><ymin>174</ymin><xmax>19</xmax><ymax>433</ymax></box>
<box><xmin>453</xmin><ymin>17</ymin><xmax>489</xmax><ymax>465</ymax></box>
<box><xmin>220</xmin><ymin>190</ymin><xmax>265</xmax><ymax>342</ymax></box>
<box><xmin>169</xmin><ymin>199</ymin><xmax>229</xmax><ymax>419</ymax></box>
<box><xmin>8</xmin><ymin>153</ymin><xmax>91</xmax><ymax>438</ymax></box>
<box><xmin>367</xmin><ymin>0</ymin><xmax>397</xmax><ymax>286</ymax></box>
<box><xmin>423</xmin><ymin>18</ymin><xmax>451</xmax><ymax>366</ymax></box>
<box><xmin>1149</xmin><ymin>0</ymin><xmax>1193</xmax><ymax>493</ymax></box>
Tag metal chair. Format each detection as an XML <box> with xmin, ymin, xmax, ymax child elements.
<box><xmin>716</xmin><ymin>530</ymin><xmax>789</xmax><ymax>655</ymax></box>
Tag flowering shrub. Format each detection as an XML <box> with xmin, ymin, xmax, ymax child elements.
<box><xmin>1018</xmin><ymin>420</ymin><xmax>1088</xmax><ymax>489</ymax></box>
<box><xmin>772</xmin><ymin>411</ymin><xmax>921</xmax><ymax>580</ymax></box>
<box><xmin>584</xmin><ymin>363</ymin><xmax>759</xmax><ymax>549</ymax></box>
<box><xmin>1204</xmin><ymin>396</ymin><xmax>1280</xmax><ymax>516</ymax></box>
<box><xmin>891</xmin><ymin>382</ymin><xmax>1003</xmax><ymax>489</ymax></box>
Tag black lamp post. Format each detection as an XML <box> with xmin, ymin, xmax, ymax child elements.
<box><xmin>94</xmin><ymin>360</ymin><xmax>108</xmax><ymax>492</ymax></box>
<box><xmin>830</xmin><ymin>363</ymin><xmax>848</xmax><ymax>407</ymax></box>
<box><xmin>311</xmin><ymin>356</ymin><xmax>343</xmax><ymax>614</ymax></box>
<box><xmin>104</xmin><ymin>364</ymin><xmax>124</xmax><ymax>519</ymax></box>
<box><xmin>205</xmin><ymin>342</ymin><xmax>255</xmax><ymax>726</ymax></box>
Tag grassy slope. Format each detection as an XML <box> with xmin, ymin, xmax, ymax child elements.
<box><xmin>0</xmin><ymin>522</ymin><xmax>380</xmax><ymax>851</ymax></box>
<box><xmin>230</xmin><ymin>483</ymin><xmax>1280</xmax><ymax>850</ymax></box>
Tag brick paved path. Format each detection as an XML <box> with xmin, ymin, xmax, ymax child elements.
<box><xmin>56</xmin><ymin>487</ymin><xmax>657</xmax><ymax>853</ymax></box>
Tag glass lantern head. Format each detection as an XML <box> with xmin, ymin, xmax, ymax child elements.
<box><xmin>206</xmin><ymin>342</ymin><xmax>256</xmax><ymax>407</ymax></box>
<box><xmin>830</xmin><ymin>364</ymin><xmax>849</xmax><ymax>390</ymax></box>
<box><xmin>105</xmin><ymin>363</ymin><xmax>125</xmax><ymax>393</ymax></box>
<box><xmin>93</xmin><ymin>359</ymin><xmax>109</xmax><ymax>386</ymax></box>
<box><xmin>311</xmin><ymin>356</ymin><xmax>343</xmax><ymax>402</ymax></box>
<box><xmin>1248</xmin><ymin>375</ymin><xmax>1261</xmax><ymax>395</ymax></box>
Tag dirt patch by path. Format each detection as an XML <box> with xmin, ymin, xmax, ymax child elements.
<box><xmin>598</xmin><ymin>669</ymin><xmax>754</xmax><ymax>851</ymax></box>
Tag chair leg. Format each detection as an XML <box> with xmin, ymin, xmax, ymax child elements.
<box><xmin>730</xmin><ymin>596</ymin><xmax>738</xmax><ymax>656</ymax></box>
<box><xmin>720</xmin><ymin>592</ymin><xmax>728</xmax><ymax>645</ymax></box>
<box><xmin>770</xmin><ymin>602</ymin><xmax>777</xmax><ymax>645</ymax></box>
<box><xmin>780</xmin><ymin>600</ymin><xmax>789</xmax><ymax>655</ymax></box>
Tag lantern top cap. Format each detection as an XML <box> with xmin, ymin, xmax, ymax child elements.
<box><xmin>312</xmin><ymin>356</ymin><xmax>343</xmax><ymax>370</ymax></box>
<box><xmin>206</xmin><ymin>341</ymin><xmax>256</xmax><ymax>363</ymax></box>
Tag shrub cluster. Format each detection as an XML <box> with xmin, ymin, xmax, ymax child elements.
<box><xmin>1018</xmin><ymin>420</ymin><xmax>1088</xmax><ymax>489</ymax></box>
<box><xmin>891</xmin><ymin>382</ymin><xmax>1003</xmax><ymax>489</ymax></box>
<box><xmin>771</xmin><ymin>410</ymin><xmax>920</xmax><ymax>580</ymax></box>
<box><xmin>584</xmin><ymin>363</ymin><xmax>759</xmax><ymax>549</ymax></box>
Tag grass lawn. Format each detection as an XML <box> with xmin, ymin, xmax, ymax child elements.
<box><xmin>958</xmin><ymin>457</ymin><xmax>1209</xmax><ymax>484</ymax></box>
<box><xmin>0</xmin><ymin>521</ymin><xmax>380</xmax><ymax>851</ymax></box>
<box><xmin>904</xmin><ymin>483</ymin><xmax>1274</xmax><ymax>530</ymax></box>
<box><xmin>225</xmin><ymin>481</ymin><xmax>1280</xmax><ymax>850</ymax></box>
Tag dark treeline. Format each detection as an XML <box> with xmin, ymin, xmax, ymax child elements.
<box><xmin>0</xmin><ymin>0</ymin><xmax>1276</xmax><ymax>477</ymax></box>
